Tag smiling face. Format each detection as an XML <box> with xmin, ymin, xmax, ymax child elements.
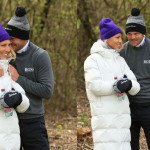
<box><xmin>10</xmin><ymin>37</ymin><xmax>27</xmax><ymax>52</ymax></box>
<box><xmin>126</xmin><ymin>31</ymin><xmax>144</xmax><ymax>46</ymax></box>
<box><xmin>106</xmin><ymin>33</ymin><xmax>123</xmax><ymax>50</ymax></box>
<box><xmin>0</xmin><ymin>40</ymin><xmax>11</xmax><ymax>59</ymax></box>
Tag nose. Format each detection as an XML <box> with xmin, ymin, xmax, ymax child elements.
<box><xmin>131</xmin><ymin>34</ymin><xmax>136</xmax><ymax>39</ymax></box>
<box><xmin>5</xmin><ymin>45</ymin><xmax>10</xmax><ymax>52</ymax></box>
<box><xmin>119</xmin><ymin>37</ymin><xmax>123</xmax><ymax>43</ymax></box>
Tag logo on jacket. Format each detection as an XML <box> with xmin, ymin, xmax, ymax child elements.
<box><xmin>25</xmin><ymin>68</ymin><xmax>34</xmax><ymax>72</ymax></box>
<box><xmin>5</xmin><ymin>27</ymin><xmax>12</xmax><ymax>31</ymax></box>
<box><xmin>121</xmin><ymin>80</ymin><xmax>127</xmax><ymax>84</ymax></box>
<box><xmin>144</xmin><ymin>60</ymin><xmax>150</xmax><ymax>64</ymax></box>
<box><xmin>9</xmin><ymin>93</ymin><xmax>17</xmax><ymax>97</ymax></box>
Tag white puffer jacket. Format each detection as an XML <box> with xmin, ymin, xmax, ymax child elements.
<box><xmin>84</xmin><ymin>40</ymin><xmax>140</xmax><ymax>150</ymax></box>
<box><xmin>0</xmin><ymin>59</ymin><xmax>29</xmax><ymax>150</ymax></box>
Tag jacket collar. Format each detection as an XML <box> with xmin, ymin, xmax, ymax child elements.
<box><xmin>135</xmin><ymin>35</ymin><xmax>146</xmax><ymax>47</ymax></box>
<box><xmin>90</xmin><ymin>39</ymin><xmax>120</xmax><ymax>58</ymax></box>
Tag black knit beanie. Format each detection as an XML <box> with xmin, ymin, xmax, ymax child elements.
<box><xmin>126</xmin><ymin>8</ymin><xmax>146</xmax><ymax>34</ymax></box>
<box><xmin>5</xmin><ymin>7</ymin><xmax>30</xmax><ymax>40</ymax></box>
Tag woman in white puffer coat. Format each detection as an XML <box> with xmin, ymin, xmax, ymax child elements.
<box><xmin>84</xmin><ymin>18</ymin><xmax>140</xmax><ymax>150</ymax></box>
<box><xmin>0</xmin><ymin>23</ymin><xmax>29</xmax><ymax>150</ymax></box>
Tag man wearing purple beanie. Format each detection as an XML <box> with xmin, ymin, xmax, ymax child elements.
<box><xmin>84</xmin><ymin>18</ymin><xmax>140</xmax><ymax>150</ymax></box>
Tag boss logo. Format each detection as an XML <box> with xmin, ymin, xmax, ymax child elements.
<box><xmin>144</xmin><ymin>60</ymin><xmax>150</xmax><ymax>64</ymax></box>
<box><xmin>25</xmin><ymin>68</ymin><xmax>34</xmax><ymax>72</ymax></box>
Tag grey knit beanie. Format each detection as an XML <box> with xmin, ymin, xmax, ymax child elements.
<box><xmin>5</xmin><ymin>7</ymin><xmax>30</xmax><ymax>40</ymax></box>
<box><xmin>126</xmin><ymin>8</ymin><xmax>146</xmax><ymax>34</ymax></box>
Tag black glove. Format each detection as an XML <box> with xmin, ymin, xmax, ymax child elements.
<box><xmin>0</xmin><ymin>90</ymin><xmax>22</xmax><ymax>108</ymax></box>
<box><xmin>113</xmin><ymin>77</ymin><xmax>132</xmax><ymax>93</ymax></box>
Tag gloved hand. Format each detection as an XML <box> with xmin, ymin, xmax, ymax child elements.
<box><xmin>0</xmin><ymin>90</ymin><xmax>22</xmax><ymax>108</ymax></box>
<box><xmin>113</xmin><ymin>76</ymin><xmax>132</xmax><ymax>93</ymax></box>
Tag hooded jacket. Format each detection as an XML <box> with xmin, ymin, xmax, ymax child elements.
<box><xmin>0</xmin><ymin>59</ymin><xmax>29</xmax><ymax>150</ymax></box>
<box><xmin>84</xmin><ymin>39</ymin><xmax>140</xmax><ymax>150</ymax></box>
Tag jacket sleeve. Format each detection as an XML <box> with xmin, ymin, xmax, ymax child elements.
<box><xmin>12</xmin><ymin>80</ymin><xmax>30</xmax><ymax>113</ymax></box>
<box><xmin>17</xmin><ymin>51</ymin><xmax>54</xmax><ymax>99</ymax></box>
<box><xmin>84</xmin><ymin>56</ymin><xmax>115</xmax><ymax>96</ymax></box>
<box><xmin>121</xmin><ymin>58</ymin><xmax>140</xmax><ymax>95</ymax></box>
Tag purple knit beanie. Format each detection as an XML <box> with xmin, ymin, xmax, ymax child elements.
<box><xmin>99</xmin><ymin>18</ymin><xmax>122</xmax><ymax>40</ymax></box>
<box><xmin>0</xmin><ymin>23</ymin><xmax>11</xmax><ymax>42</ymax></box>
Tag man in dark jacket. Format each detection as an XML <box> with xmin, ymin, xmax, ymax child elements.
<box><xmin>120</xmin><ymin>8</ymin><xmax>150</xmax><ymax>150</ymax></box>
<box><xmin>5</xmin><ymin>6</ymin><xmax>54</xmax><ymax>150</ymax></box>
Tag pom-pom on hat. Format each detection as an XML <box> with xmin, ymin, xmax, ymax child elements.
<box><xmin>99</xmin><ymin>18</ymin><xmax>122</xmax><ymax>40</ymax></box>
<box><xmin>0</xmin><ymin>23</ymin><xmax>11</xmax><ymax>42</ymax></box>
<box><xmin>5</xmin><ymin>6</ymin><xmax>30</xmax><ymax>40</ymax></box>
<box><xmin>126</xmin><ymin>8</ymin><xmax>146</xmax><ymax>34</ymax></box>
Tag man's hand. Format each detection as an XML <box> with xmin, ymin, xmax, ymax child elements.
<box><xmin>8</xmin><ymin>65</ymin><xmax>19</xmax><ymax>81</ymax></box>
<box><xmin>0</xmin><ymin>65</ymin><xmax>4</xmax><ymax>77</ymax></box>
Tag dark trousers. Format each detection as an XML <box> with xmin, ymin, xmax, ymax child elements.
<box><xmin>19</xmin><ymin>116</ymin><xmax>50</xmax><ymax>150</ymax></box>
<box><xmin>130</xmin><ymin>101</ymin><xmax>150</xmax><ymax>150</ymax></box>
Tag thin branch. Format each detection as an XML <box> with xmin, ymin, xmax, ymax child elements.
<box><xmin>84</xmin><ymin>143</ymin><xmax>94</xmax><ymax>150</ymax></box>
<box><xmin>103</xmin><ymin>0</ymin><xmax>110</xmax><ymax>6</ymax></box>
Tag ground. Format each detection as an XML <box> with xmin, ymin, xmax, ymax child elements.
<box><xmin>45</xmin><ymin>110</ymin><xmax>77</xmax><ymax>150</ymax></box>
<box><xmin>44</xmin><ymin>89</ymin><xmax>148</xmax><ymax>150</ymax></box>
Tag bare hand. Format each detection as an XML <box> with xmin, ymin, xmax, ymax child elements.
<box><xmin>8</xmin><ymin>65</ymin><xmax>19</xmax><ymax>81</ymax></box>
<box><xmin>0</xmin><ymin>65</ymin><xmax>4</xmax><ymax>77</ymax></box>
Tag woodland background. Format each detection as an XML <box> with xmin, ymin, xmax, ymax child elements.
<box><xmin>1</xmin><ymin>0</ymin><xmax>150</xmax><ymax>149</ymax></box>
